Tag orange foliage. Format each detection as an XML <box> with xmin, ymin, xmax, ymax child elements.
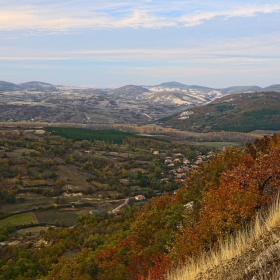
<box><xmin>137</xmin><ymin>254</ymin><xmax>171</xmax><ymax>280</ymax></box>
<box><xmin>170</xmin><ymin>137</ymin><xmax>280</xmax><ymax>263</ymax></box>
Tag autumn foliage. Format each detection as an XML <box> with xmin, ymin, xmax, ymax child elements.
<box><xmin>1</xmin><ymin>134</ymin><xmax>280</xmax><ymax>280</ymax></box>
<box><xmin>47</xmin><ymin>134</ymin><xmax>280</xmax><ymax>279</ymax></box>
<box><xmin>169</xmin><ymin>134</ymin><xmax>280</xmax><ymax>263</ymax></box>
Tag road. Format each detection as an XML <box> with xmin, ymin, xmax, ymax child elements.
<box><xmin>112</xmin><ymin>197</ymin><xmax>130</xmax><ymax>214</ymax></box>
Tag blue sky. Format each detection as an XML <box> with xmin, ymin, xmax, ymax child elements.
<box><xmin>1</xmin><ymin>0</ymin><xmax>280</xmax><ymax>88</ymax></box>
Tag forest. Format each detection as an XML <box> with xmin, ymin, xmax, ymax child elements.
<box><xmin>44</xmin><ymin>127</ymin><xmax>148</xmax><ymax>144</ymax></box>
<box><xmin>0</xmin><ymin>127</ymin><xmax>280</xmax><ymax>279</ymax></box>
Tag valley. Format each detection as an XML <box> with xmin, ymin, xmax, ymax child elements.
<box><xmin>0</xmin><ymin>126</ymin><xmax>213</xmax><ymax>230</ymax></box>
<box><xmin>1</xmin><ymin>80</ymin><xmax>280</xmax><ymax>280</ymax></box>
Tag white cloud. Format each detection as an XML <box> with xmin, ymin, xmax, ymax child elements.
<box><xmin>179</xmin><ymin>5</ymin><xmax>280</xmax><ymax>26</ymax></box>
<box><xmin>0</xmin><ymin>3</ymin><xmax>279</xmax><ymax>30</ymax></box>
<box><xmin>1</xmin><ymin>36</ymin><xmax>280</xmax><ymax>63</ymax></box>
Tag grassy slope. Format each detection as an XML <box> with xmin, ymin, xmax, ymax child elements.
<box><xmin>0</xmin><ymin>213</ymin><xmax>37</xmax><ymax>228</ymax></box>
<box><xmin>164</xmin><ymin>92</ymin><xmax>280</xmax><ymax>133</ymax></box>
<box><xmin>35</xmin><ymin>210</ymin><xmax>78</xmax><ymax>227</ymax></box>
<box><xmin>168</xmin><ymin>196</ymin><xmax>280</xmax><ymax>280</ymax></box>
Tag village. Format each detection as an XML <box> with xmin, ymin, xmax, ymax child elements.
<box><xmin>132</xmin><ymin>149</ymin><xmax>215</xmax><ymax>202</ymax></box>
<box><xmin>163</xmin><ymin>150</ymin><xmax>215</xmax><ymax>183</ymax></box>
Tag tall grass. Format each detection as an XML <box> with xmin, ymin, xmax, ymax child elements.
<box><xmin>167</xmin><ymin>195</ymin><xmax>280</xmax><ymax>280</ymax></box>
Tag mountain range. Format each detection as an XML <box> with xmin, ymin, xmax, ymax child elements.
<box><xmin>1</xmin><ymin>80</ymin><xmax>280</xmax><ymax>94</ymax></box>
<box><xmin>1</xmin><ymin>80</ymin><xmax>280</xmax><ymax>129</ymax></box>
<box><xmin>0</xmin><ymin>81</ymin><xmax>58</xmax><ymax>92</ymax></box>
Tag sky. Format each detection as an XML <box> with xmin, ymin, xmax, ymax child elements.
<box><xmin>1</xmin><ymin>0</ymin><xmax>280</xmax><ymax>88</ymax></box>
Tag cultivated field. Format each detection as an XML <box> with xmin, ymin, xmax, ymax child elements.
<box><xmin>0</xmin><ymin>213</ymin><xmax>37</xmax><ymax>228</ymax></box>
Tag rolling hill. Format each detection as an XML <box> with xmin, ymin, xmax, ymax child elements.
<box><xmin>110</xmin><ymin>85</ymin><xmax>150</xmax><ymax>98</ymax></box>
<box><xmin>218</xmin><ymin>85</ymin><xmax>262</xmax><ymax>94</ymax></box>
<box><xmin>0</xmin><ymin>81</ymin><xmax>20</xmax><ymax>92</ymax></box>
<box><xmin>0</xmin><ymin>81</ymin><xmax>58</xmax><ymax>92</ymax></box>
<box><xmin>263</xmin><ymin>84</ymin><xmax>280</xmax><ymax>92</ymax></box>
<box><xmin>162</xmin><ymin>92</ymin><xmax>280</xmax><ymax>133</ymax></box>
<box><xmin>155</xmin><ymin>82</ymin><xmax>280</xmax><ymax>94</ymax></box>
<box><xmin>157</xmin><ymin>81</ymin><xmax>214</xmax><ymax>91</ymax></box>
<box><xmin>19</xmin><ymin>81</ymin><xmax>58</xmax><ymax>91</ymax></box>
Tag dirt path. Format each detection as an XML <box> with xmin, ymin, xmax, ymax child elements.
<box><xmin>29</xmin><ymin>212</ymin><xmax>39</xmax><ymax>224</ymax></box>
<box><xmin>112</xmin><ymin>198</ymin><xmax>130</xmax><ymax>214</ymax></box>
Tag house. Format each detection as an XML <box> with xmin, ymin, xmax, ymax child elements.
<box><xmin>175</xmin><ymin>153</ymin><xmax>183</xmax><ymax>157</ymax></box>
<box><xmin>153</xmin><ymin>150</ymin><xmax>159</xmax><ymax>155</ymax></box>
<box><xmin>135</xmin><ymin>194</ymin><xmax>146</xmax><ymax>201</ymax></box>
<box><xmin>173</xmin><ymin>158</ymin><xmax>181</xmax><ymax>163</ymax></box>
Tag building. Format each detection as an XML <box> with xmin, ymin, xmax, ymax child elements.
<box><xmin>135</xmin><ymin>194</ymin><xmax>146</xmax><ymax>201</ymax></box>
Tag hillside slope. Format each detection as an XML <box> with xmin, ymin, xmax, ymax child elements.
<box><xmin>19</xmin><ymin>81</ymin><xmax>58</xmax><ymax>91</ymax></box>
<box><xmin>110</xmin><ymin>85</ymin><xmax>150</xmax><ymax>98</ymax></box>
<box><xmin>156</xmin><ymin>81</ymin><xmax>214</xmax><ymax>91</ymax></box>
<box><xmin>168</xmin><ymin>197</ymin><xmax>280</xmax><ymax>280</ymax></box>
<box><xmin>163</xmin><ymin>92</ymin><xmax>280</xmax><ymax>132</ymax></box>
<box><xmin>0</xmin><ymin>81</ymin><xmax>19</xmax><ymax>92</ymax></box>
<box><xmin>219</xmin><ymin>85</ymin><xmax>262</xmax><ymax>94</ymax></box>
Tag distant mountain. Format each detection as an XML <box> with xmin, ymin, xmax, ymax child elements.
<box><xmin>1</xmin><ymin>79</ymin><xmax>280</xmax><ymax>95</ymax></box>
<box><xmin>156</xmin><ymin>82</ymin><xmax>280</xmax><ymax>94</ymax></box>
<box><xmin>157</xmin><ymin>81</ymin><xmax>188</xmax><ymax>88</ymax></box>
<box><xmin>1</xmin><ymin>79</ymin><xmax>280</xmax><ymax>126</ymax></box>
<box><xmin>0</xmin><ymin>81</ymin><xmax>19</xmax><ymax>92</ymax></box>
<box><xmin>262</xmin><ymin>84</ymin><xmax>280</xmax><ymax>92</ymax></box>
<box><xmin>219</xmin><ymin>86</ymin><xmax>262</xmax><ymax>94</ymax></box>
<box><xmin>19</xmin><ymin>81</ymin><xmax>58</xmax><ymax>92</ymax></box>
<box><xmin>156</xmin><ymin>81</ymin><xmax>213</xmax><ymax>91</ymax></box>
<box><xmin>143</xmin><ymin>90</ymin><xmax>222</xmax><ymax>106</ymax></box>
<box><xmin>81</xmin><ymin>88</ymin><xmax>107</xmax><ymax>95</ymax></box>
<box><xmin>111</xmin><ymin>85</ymin><xmax>150</xmax><ymax>98</ymax></box>
<box><xmin>108</xmin><ymin>83</ymin><xmax>222</xmax><ymax>106</ymax></box>
<box><xmin>162</xmin><ymin>92</ymin><xmax>280</xmax><ymax>133</ymax></box>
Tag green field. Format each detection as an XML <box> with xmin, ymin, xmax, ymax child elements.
<box><xmin>35</xmin><ymin>209</ymin><xmax>78</xmax><ymax>227</ymax></box>
<box><xmin>0</xmin><ymin>213</ymin><xmax>37</xmax><ymax>228</ymax></box>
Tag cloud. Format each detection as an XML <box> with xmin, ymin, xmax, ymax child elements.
<box><xmin>179</xmin><ymin>5</ymin><xmax>280</xmax><ymax>26</ymax></box>
<box><xmin>0</xmin><ymin>3</ymin><xmax>279</xmax><ymax>30</ymax></box>
<box><xmin>1</xmin><ymin>35</ymin><xmax>280</xmax><ymax>63</ymax></box>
